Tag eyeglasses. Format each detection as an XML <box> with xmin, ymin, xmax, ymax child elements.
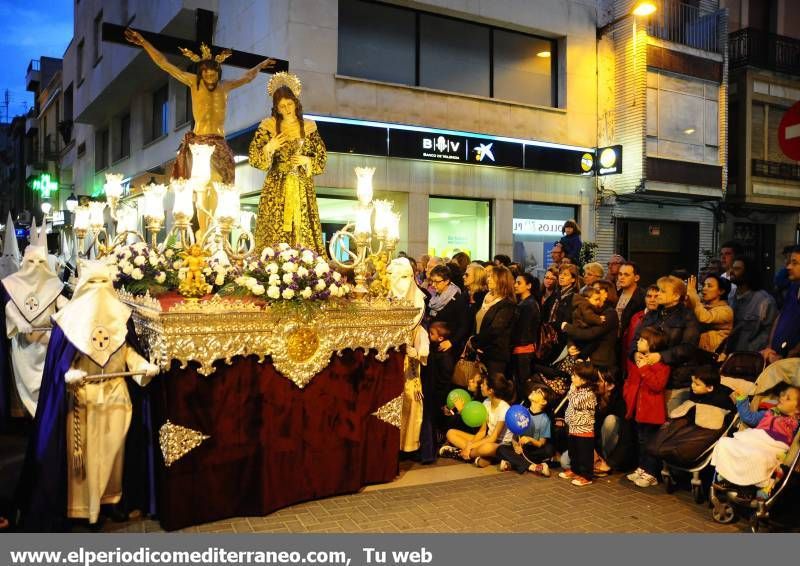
<box><xmin>430</xmin><ymin>278</ymin><xmax>445</xmax><ymax>284</ymax></box>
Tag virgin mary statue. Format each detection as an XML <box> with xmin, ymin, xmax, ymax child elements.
<box><xmin>249</xmin><ymin>72</ymin><xmax>326</xmax><ymax>256</ymax></box>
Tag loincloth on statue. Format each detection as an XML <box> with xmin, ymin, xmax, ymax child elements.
<box><xmin>172</xmin><ymin>132</ymin><xmax>235</xmax><ymax>184</ymax></box>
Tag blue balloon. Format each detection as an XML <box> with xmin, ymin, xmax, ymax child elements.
<box><xmin>505</xmin><ymin>404</ymin><xmax>531</xmax><ymax>436</ymax></box>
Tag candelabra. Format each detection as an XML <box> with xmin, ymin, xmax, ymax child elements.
<box><xmin>327</xmin><ymin>167</ymin><xmax>400</xmax><ymax>296</ymax></box>
<box><xmin>72</xmin><ymin>144</ymin><xmax>255</xmax><ymax>264</ymax></box>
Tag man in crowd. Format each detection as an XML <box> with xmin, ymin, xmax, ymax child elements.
<box><xmin>606</xmin><ymin>254</ymin><xmax>625</xmax><ymax>288</ymax></box>
<box><xmin>727</xmin><ymin>255</ymin><xmax>777</xmax><ymax>353</ymax></box>
<box><xmin>616</xmin><ymin>261</ymin><xmax>646</xmax><ymax>338</ymax></box>
<box><xmin>719</xmin><ymin>240</ymin><xmax>742</xmax><ymax>303</ymax></box>
<box><xmin>761</xmin><ymin>246</ymin><xmax>800</xmax><ymax>364</ymax></box>
<box><xmin>549</xmin><ymin>243</ymin><xmax>565</xmax><ymax>267</ymax></box>
<box><xmin>493</xmin><ymin>254</ymin><xmax>512</xmax><ymax>267</ymax></box>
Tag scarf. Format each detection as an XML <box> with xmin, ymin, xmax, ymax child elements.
<box><xmin>428</xmin><ymin>282</ymin><xmax>460</xmax><ymax>316</ymax></box>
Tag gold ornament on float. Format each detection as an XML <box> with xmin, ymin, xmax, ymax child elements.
<box><xmin>267</xmin><ymin>71</ymin><xmax>302</xmax><ymax>98</ymax></box>
<box><xmin>159</xmin><ymin>420</ymin><xmax>211</xmax><ymax>467</ymax></box>
<box><xmin>286</xmin><ymin>326</ymin><xmax>321</xmax><ymax>363</ymax></box>
<box><xmin>179</xmin><ymin>43</ymin><xmax>232</xmax><ymax>64</ymax></box>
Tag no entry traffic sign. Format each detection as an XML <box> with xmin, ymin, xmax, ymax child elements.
<box><xmin>778</xmin><ymin>100</ymin><xmax>800</xmax><ymax>161</ymax></box>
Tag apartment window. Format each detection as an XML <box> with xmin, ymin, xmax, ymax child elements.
<box><xmin>175</xmin><ymin>83</ymin><xmax>191</xmax><ymax>127</ymax></box>
<box><xmin>95</xmin><ymin>128</ymin><xmax>109</xmax><ymax>171</ymax></box>
<box><xmin>113</xmin><ymin>113</ymin><xmax>131</xmax><ymax>162</ymax></box>
<box><xmin>77</xmin><ymin>40</ymin><xmax>84</xmax><ymax>84</ymax></box>
<box><xmin>338</xmin><ymin>0</ymin><xmax>557</xmax><ymax>107</ymax></box>
<box><xmin>646</xmin><ymin>70</ymin><xmax>719</xmax><ymax>164</ymax></box>
<box><xmin>93</xmin><ymin>11</ymin><xmax>103</xmax><ymax>64</ymax></box>
<box><xmin>151</xmin><ymin>85</ymin><xmax>168</xmax><ymax>141</ymax></box>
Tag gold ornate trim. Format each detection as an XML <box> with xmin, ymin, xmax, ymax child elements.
<box><xmin>126</xmin><ymin>296</ymin><xmax>420</xmax><ymax>387</ymax></box>
<box><xmin>371</xmin><ymin>395</ymin><xmax>403</xmax><ymax>429</ymax></box>
<box><xmin>159</xmin><ymin>420</ymin><xmax>210</xmax><ymax>467</ymax></box>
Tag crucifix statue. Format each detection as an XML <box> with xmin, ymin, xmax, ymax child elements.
<box><xmin>103</xmin><ymin>11</ymin><xmax>287</xmax><ymax>236</ymax></box>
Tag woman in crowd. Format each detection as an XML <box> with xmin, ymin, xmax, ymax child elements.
<box><xmin>511</xmin><ymin>273</ymin><xmax>541</xmax><ymax>392</ymax></box>
<box><xmin>543</xmin><ymin>264</ymin><xmax>581</xmax><ymax>363</ymax></box>
<box><xmin>426</xmin><ymin>265</ymin><xmax>469</xmax><ymax>421</ymax></box>
<box><xmin>686</xmin><ymin>273</ymin><xmax>733</xmax><ymax>358</ymax></box>
<box><xmin>540</xmin><ymin>266</ymin><xmax>559</xmax><ymax>310</ymax></box>
<box><xmin>464</xmin><ymin>263</ymin><xmax>489</xmax><ymax>334</ymax></box>
<box><xmin>469</xmin><ymin>266</ymin><xmax>517</xmax><ymax>376</ymax></box>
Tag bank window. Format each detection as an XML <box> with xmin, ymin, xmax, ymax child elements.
<box><xmin>512</xmin><ymin>202</ymin><xmax>577</xmax><ymax>276</ymax></box>
<box><xmin>338</xmin><ymin>0</ymin><xmax>557</xmax><ymax>107</ymax></box>
<box><xmin>646</xmin><ymin>70</ymin><xmax>719</xmax><ymax>164</ymax></box>
<box><xmin>428</xmin><ymin>197</ymin><xmax>490</xmax><ymax>261</ymax></box>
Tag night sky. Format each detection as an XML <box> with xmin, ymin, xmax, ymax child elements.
<box><xmin>0</xmin><ymin>0</ymin><xmax>72</xmax><ymax>122</ymax></box>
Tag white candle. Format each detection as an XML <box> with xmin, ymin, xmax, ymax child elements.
<box><xmin>355</xmin><ymin>166</ymin><xmax>375</xmax><ymax>206</ymax></box>
<box><xmin>88</xmin><ymin>201</ymin><xmax>107</xmax><ymax>230</ymax></box>
<box><xmin>214</xmin><ymin>182</ymin><xmax>240</xmax><ymax>221</ymax></box>
<box><xmin>73</xmin><ymin>205</ymin><xmax>90</xmax><ymax>231</ymax></box>
<box><xmin>387</xmin><ymin>212</ymin><xmax>400</xmax><ymax>241</ymax></box>
<box><xmin>355</xmin><ymin>205</ymin><xmax>372</xmax><ymax>237</ymax></box>
<box><xmin>103</xmin><ymin>173</ymin><xmax>124</xmax><ymax>200</ymax></box>
<box><xmin>372</xmin><ymin>200</ymin><xmax>393</xmax><ymax>237</ymax></box>
<box><xmin>170</xmin><ymin>179</ymin><xmax>195</xmax><ymax>220</ymax></box>
<box><xmin>142</xmin><ymin>183</ymin><xmax>166</xmax><ymax>221</ymax></box>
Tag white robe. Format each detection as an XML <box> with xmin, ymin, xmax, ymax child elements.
<box><xmin>66</xmin><ymin>345</ymin><xmax>151</xmax><ymax>524</ymax></box>
<box><xmin>6</xmin><ymin>295</ymin><xmax>67</xmax><ymax>416</ymax></box>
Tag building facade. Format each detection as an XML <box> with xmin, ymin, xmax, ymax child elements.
<box><xmin>721</xmin><ymin>0</ymin><xmax>800</xmax><ymax>288</ymax></box>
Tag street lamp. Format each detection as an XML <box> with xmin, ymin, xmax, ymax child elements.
<box><xmin>597</xmin><ymin>1</ymin><xmax>656</xmax><ymax>38</ymax></box>
<box><xmin>41</xmin><ymin>201</ymin><xmax>52</xmax><ymax>216</ymax></box>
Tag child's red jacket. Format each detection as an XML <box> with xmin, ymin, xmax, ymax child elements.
<box><xmin>623</xmin><ymin>359</ymin><xmax>671</xmax><ymax>424</ymax></box>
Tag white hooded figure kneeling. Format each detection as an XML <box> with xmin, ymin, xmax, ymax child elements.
<box><xmin>387</xmin><ymin>258</ymin><xmax>428</xmax><ymax>453</ymax></box>
<box><xmin>1</xmin><ymin>238</ymin><xmax>67</xmax><ymax>417</ymax></box>
<box><xmin>17</xmin><ymin>261</ymin><xmax>159</xmax><ymax>530</ymax></box>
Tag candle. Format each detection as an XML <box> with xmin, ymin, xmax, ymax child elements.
<box><xmin>355</xmin><ymin>166</ymin><xmax>375</xmax><ymax>206</ymax></box>
<box><xmin>88</xmin><ymin>201</ymin><xmax>106</xmax><ymax>230</ymax></box>
<box><xmin>142</xmin><ymin>183</ymin><xmax>166</xmax><ymax>221</ymax></box>
<box><xmin>213</xmin><ymin>182</ymin><xmax>240</xmax><ymax>222</ymax></box>
<box><xmin>170</xmin><ymin>179</ymin><xmax>194</xmax><ymax>220</ymax></box>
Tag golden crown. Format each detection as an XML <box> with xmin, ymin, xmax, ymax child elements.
<box><xmin>179</xmin><ymin>43</ymin><xmax>232</xmax><ymax>64</ymax></box>
<box><xmin>267</xmin><ymin>72</ymin><xmax>302</xmax><ymax>98</ymax></box>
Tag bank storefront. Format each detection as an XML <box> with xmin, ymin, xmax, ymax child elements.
<box><xmin>235</xmin><ymin>115</ymin><xmax>602</xmax><ymax>261</ymax></box>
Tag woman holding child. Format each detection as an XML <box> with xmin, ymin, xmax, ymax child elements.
<box><xmin>685</xmin><ymin>273</ymin><xmax>733</xmax><ymax>357</ymax></box>
<box><xmin>468</xmin><ymin>266</ymin><xmax>517</xmax><ymax>376</ymax></box>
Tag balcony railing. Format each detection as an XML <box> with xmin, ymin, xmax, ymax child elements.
<box><xmin>752</xmin><ymin>159</ymin><xmax>800</xmax><ymax>182</ymax></box>
<box><xmin>647</xmin><ymin>0</ymin><xmax>722</xmax><ymax>54</ymax></box>
<box><xmin>730</xmin><ymin>28</ymin><xmax>800</xmax><ymax>76</ymax></box>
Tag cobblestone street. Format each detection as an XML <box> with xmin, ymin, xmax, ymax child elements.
<box><xmin>105</xmin><ymin>460</ymin><xmax>759</xmax><ymax>534</ymax></box>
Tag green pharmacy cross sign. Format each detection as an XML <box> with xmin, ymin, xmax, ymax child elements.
<box><xmin>32</xmin><ymin>173</ymin><xmax>58</xmax><ymax>199</ymax></box>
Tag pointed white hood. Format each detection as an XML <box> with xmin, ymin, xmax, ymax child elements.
<box><xmin>0</xmin><ymin>212</ymin><xmax>20</xmax><ymax>279</ymax></box>
<box><xmin>388</xmin><ymin>257</ymin><xmax>426</xmax><ymax>326</ymax></box>
<box><xmin>2</xmin><ymin>244</ymin><xmax>63</xmax><ymax>323</ymax></box>
<box><xmin>52</xmin><ymin>261</ymin><xmax>131</xmax><ymax>367</ymax></box>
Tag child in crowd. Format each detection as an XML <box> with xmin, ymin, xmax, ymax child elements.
<box><xmin>624</xmin><ymin>327</ymin><xmax>670</xmax><ymax>488</ymax></box>
<box><xmin>711</xmin><ymin>385</ymin><xmax>800</xmax><ymax>489</ymax></box>
<box><xmin>439</xmin><ymin>373</ymin><xmax>515</xmax><ymax>467</ymax></box>
<box><xmin>558</xmin><ymin>360</ymin><xmax>599</xmax><ymax>486</ymax></box>
<box><xmin>567</xmin><ymin>287</ymin><xmax>606</xmax><ymax>352</ymax></box>
<box><xmin>428</xmin><ymin>321</ymin><xmax>450</xmax><ymax>349</ymax></box>
<box><xmin>442</xmin><ymin>363</ymin><xmax>487</xmax><ymax>433</ymax></box>
<box><xmin>496</xmin><ymin>387</ymin><xmax>553</xmax><ymax>476</ymax></box>
<box><xmin>559</xmin><ymin>220</ymin><xmax>583</xmax><ymax>264</ymax></box>
<box><xmin>649</xmin><ymin>365</ymin><xmax>734</xmax><ymax>469</ymax></box>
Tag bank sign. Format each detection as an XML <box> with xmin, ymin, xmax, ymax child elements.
<box><xmin>390</xmin><ymin>129</ymin><xmax>525</xmax><ymax>168</ymax></box>
<box><xmin>311</xmin><ymin>115</ymin><xmax>623</xmax><ymax>176</ymax></box>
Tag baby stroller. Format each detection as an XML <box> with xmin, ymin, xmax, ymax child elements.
<box><xmin>657</xmin><ymin>353</ymin><xmax>765</xmax><ymax>503</ymax></box>
<box><xmin>710</xmin><ymin>357</ymin><xmax>800</xmax><ymax>532</ymax></box>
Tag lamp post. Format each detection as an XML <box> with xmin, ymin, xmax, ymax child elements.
<box><xmin>596</xmin><ymin>1</ymin><xmax>656</xmax><ymax>39</ymax></box>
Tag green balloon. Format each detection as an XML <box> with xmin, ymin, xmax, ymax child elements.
<box><xmin>461</xmin><ymin>400</ymin><xmax>488</xmax><ymax>428</ymax></box>
<box><xmin>446</xmin><ymin>388</ymin><xmax>471</xmax><ymax>409</ymax></box>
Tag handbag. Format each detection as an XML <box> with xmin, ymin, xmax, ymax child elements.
<box><xmin>451</xmin><ymin>343</ymin><xmax>481</xmax><ymax>387</ymax></box>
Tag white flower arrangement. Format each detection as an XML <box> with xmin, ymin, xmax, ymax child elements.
<box><xmin>230</xmin><ymin>243</ymin><xmax>349</xmax><ymax>301</ymax></box>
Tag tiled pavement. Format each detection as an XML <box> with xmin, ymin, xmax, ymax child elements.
<box><xmin>102</xmin><ymin>460</ymin><xmax>761</xmax><ymax>534</ymax></box>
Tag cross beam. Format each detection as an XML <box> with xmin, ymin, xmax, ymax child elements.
<box><xmin>102</xmin><ymin>21</ymin><xmax>288</xmax><ymax>74</ymax></box>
